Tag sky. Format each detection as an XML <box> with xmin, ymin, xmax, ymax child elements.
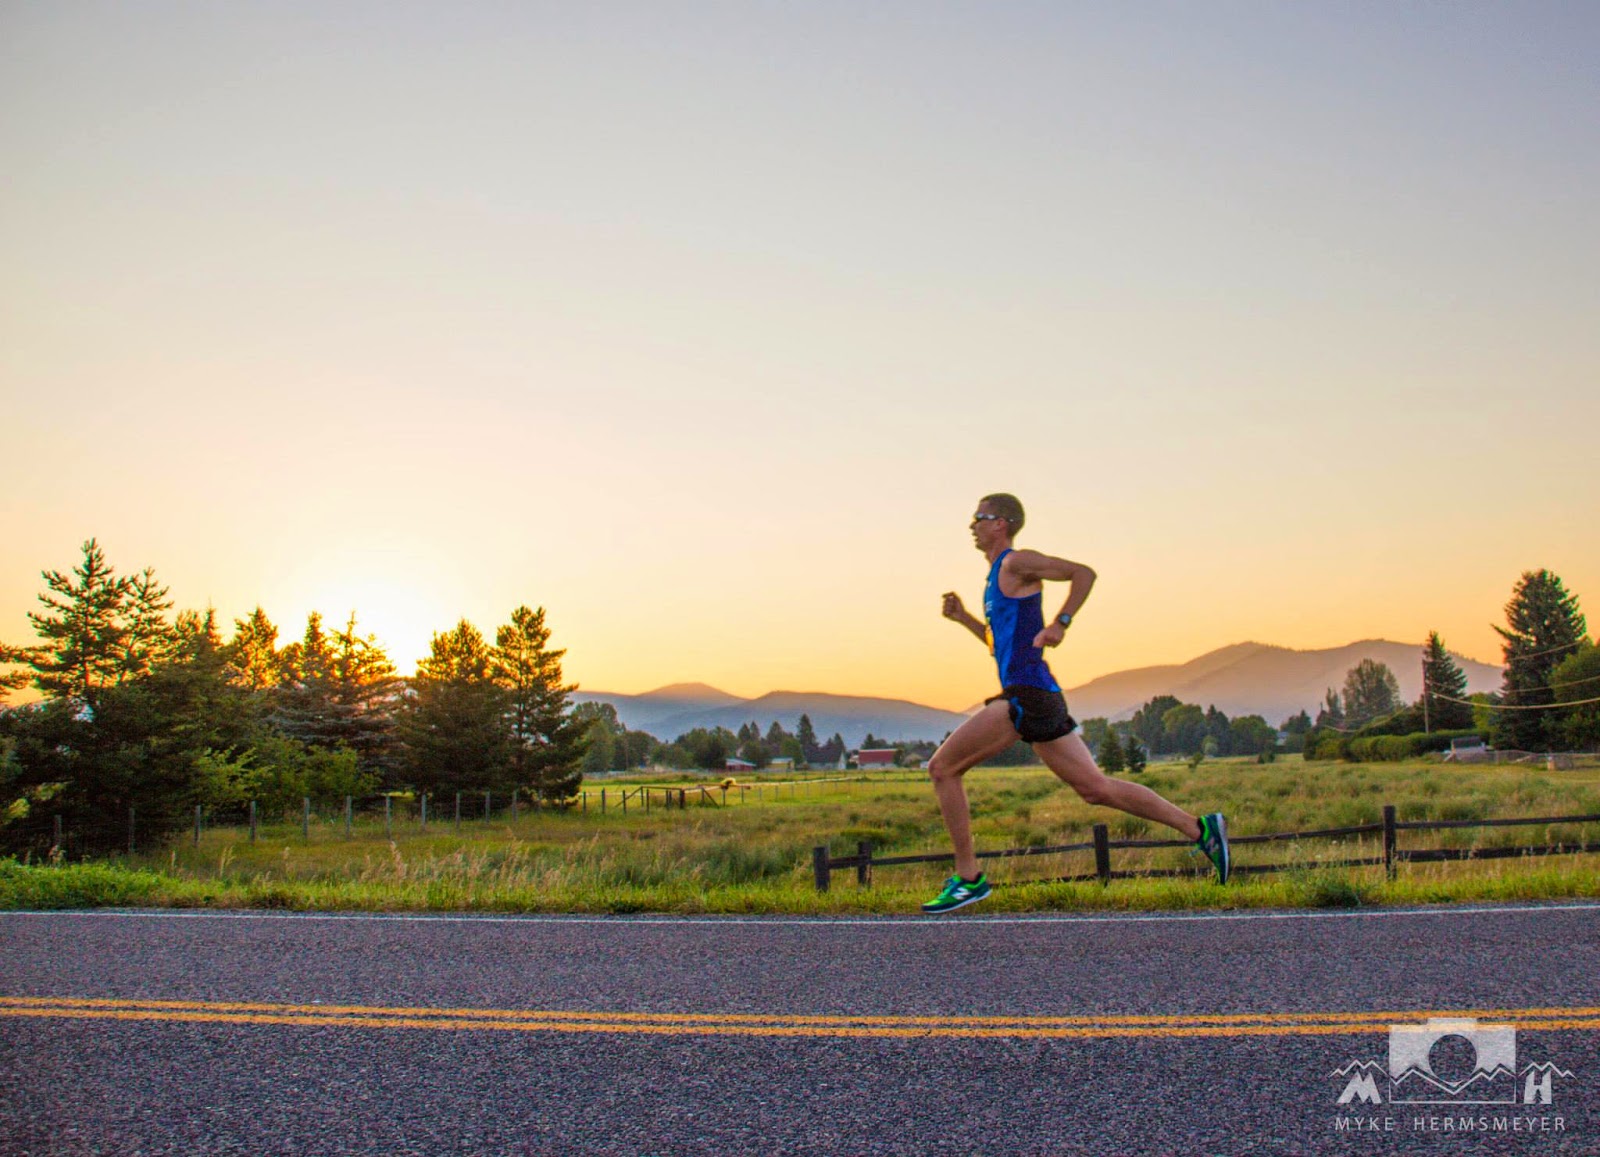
<box><xmin>2</xmin><ymin>2</ymin><xmax>1596</xmax><ymax>714</ymax></box>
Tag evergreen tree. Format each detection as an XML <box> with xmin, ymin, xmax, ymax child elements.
<box><xmin>4</xmin><ymin>603</ymin><xmax>261</xmax><ymax>855</ymax></box>
<box><xmin>27</xmin><ymin>539</ymin><xmax>135</xmax><ymax>709</ymax></box>
<box><xmin>0</xmin><ymin>642</ymin><xmax>34</xmax><ymax>704</ymax></box>
<box><xmin>326</xmin><ymin>614</ymin><xmax>402</xmax><ymax>781</ymax></box>
<box><xmin>271</xmin><ymin>613</ymin><xmax>400</xmax><ymax>781</ymax></box>
<box><xmin>120</xmin><ymin>568</ymin><xmax>176</xmax><ymax>678</ymax></box>
<box><xmin>493</xmin><ymin>605</ymin><xmax>587</xmax><ymax>804</ymax></box>
<box><xmin>399</xmin><ymin>620</ymin><xmax>512</xmax><ymax>798</ymax></box>
<box><xmin>1098</xmin><ymin>728</ymin><xmax>1125</xmax><ymax>772</ymax></box>
<box><xmin>225</xmin><ymin>607</ymin><xmax>282</xmax><ymax>692</ymax></box>
<box><xmin>1123</xmin><ymin>736</ymin><xmax>1148</xmax><ymax>775</ymax></box>
<box><xmin>1419</xmin><ymin>632</ymin><xmax>1474</xmax><ymax>731</ymax></box>
<box><xmin>1342</xmin><ymin>660</ymin><xmax>1400</xmax><ymax>728</ymax></box>
<box><xmin>1493</xmin><ymin>569</ymin><xmax>1588</xmax><ymax>750</ymax></box>
<box><xmin>796</xmin><ymin>713</ymin><xmax>819</xmax><ymax>761</ymax></box>
<box><xmin>1315</xmin><ymin>689</ymin><xmax>1344</xmax><ymax>729</ymax></box>
<box><xmin>272</xmin><ymin>613</ymin><xmax>339</xmax><ymax>747</ymax></box>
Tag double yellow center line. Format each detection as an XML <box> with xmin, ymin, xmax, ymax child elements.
<box><xmin>3</xmin><ymin>997</ymin><xmax>1599</xmax><ymax>1040</ymax></box>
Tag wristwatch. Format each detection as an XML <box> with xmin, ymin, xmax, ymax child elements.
<box><xmin>1057</xmin><ymin>612</ymin><xmax>1073</xmax><ymax>629</ymax></box>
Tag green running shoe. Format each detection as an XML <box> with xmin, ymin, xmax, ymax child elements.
<box><xmin>921</xmin><ymin>873</ymin><xmax>991</xmax><ymax>914</ymax></box>
<box><xmin>1196</xmin><ymin>812</ymin><xmax>1230</xmax><ymax>884</ymax></box>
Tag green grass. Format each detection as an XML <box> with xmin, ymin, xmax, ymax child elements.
<box><xmin>4</xmin><ymin>758</ymin><xmax>1600</xmax><ymax>914</ymax></box>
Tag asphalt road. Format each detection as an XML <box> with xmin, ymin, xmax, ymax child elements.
<box><xmin>3</xmin><ymin>903</ymin><xmax>1599</xmax><ymax>1156</ymax></box>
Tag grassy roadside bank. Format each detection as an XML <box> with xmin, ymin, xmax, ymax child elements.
<box><xmin>4</xmin><ymin>758</ymin><xmax>1599</xmax><ymax>915</ymax></box>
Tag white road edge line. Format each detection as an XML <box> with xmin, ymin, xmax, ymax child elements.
<box><xmin>2</xmin><ymin>902</ymin><xmax>1599</xmax><ymax>928</ymax></box>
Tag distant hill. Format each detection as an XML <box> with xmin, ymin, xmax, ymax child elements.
<box><xmin>570</xmin><ymin>687</ymin><xmax>967</xmax><ymax>748</ymax></box>
<box><xmin>575</xmin><ymin>640</ymin><xmax>1504</xmax><ymax>745</ymax></box>
<box><xmin>1059</xmin><ymin>639</ymin><xmax>1502</xmax><ymax>724</ymax></box>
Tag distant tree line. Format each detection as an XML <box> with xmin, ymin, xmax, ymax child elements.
<box><xmin>568</xmin><ymin>706</ymin><xmax>931</xmax><ymax>773</ymax></box>
<box><xmin>0</xmin><ymin>540</ymin><xmax>587</xmax><ymax>855</ymax></box>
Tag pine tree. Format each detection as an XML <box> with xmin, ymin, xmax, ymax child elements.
<box><xmin>120</xmin><ymin>568</ymin><xmax>175</xmax><ymax>678</ymax></box>
<box><xmin>0</xmin><ymin>642</ymin><xmax>34</xmax><ymax>704</ymax></box>
<box><xmin>1419</xmin><ymin>632</ymin><xmax>1474</xmax><ymax>731</ymax></box>
<box><xmin>1493</xmin><ymin>569</ymin><xmax>1588</xmax><ymax>751</ymax></box>
<box><xmin>796</xmin><ymin>713</ymin><xmax>819</xmax><ymax>761</ymax></box>
<box><xmin>1098</xmin><ymin>728</ymin><xmax>1125</xmax><ymax>772</ymax></box>
<box><xmin>226</xmin><ymin>607</ymin><xmax>283</xmax><ymax>692</ymax></box>
<box><xmin>271</xmin><ymin>613</ymin><xmax>399</xmax><ymax>781</ymax></box>
<box><xmin>1123</xmin><ymin>736</ymin><xmax>1148</xmax><ymax>775</ymax></box>
<box><xmin>493</xmin><ymin>606</ymin><xmax>587</xmax><ymax>805</ymax></box>
<box><xmin>272</xmin><ymin>613</ymin><xmax>338</xmax><ymax>747</ymax></box>
<box><xmin>399</xmin><ymin>620</ymin><xmax>512</xmax><ymax>797</ymax></box>
<box><xmin>28</xmin><ymin>539</ymin><xmax>134</xmax><ymax>709</ymax></box>
<box><xmin>326</xmin><ymin>614</ymin><xmax>401</xmax><ymax>782</ymax></box>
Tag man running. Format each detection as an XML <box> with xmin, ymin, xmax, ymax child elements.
<box><xmin>922</xmin><ymin>493</ymin><xmax>1229</xmax><ymax>913</ymax></box>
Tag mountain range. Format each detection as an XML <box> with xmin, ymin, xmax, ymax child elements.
<box><xmin>572</xmin><ymin>639</ymin><xmax>1504</xmax><ymax>746</ymax></box>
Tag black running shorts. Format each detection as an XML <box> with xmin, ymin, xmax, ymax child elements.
<box><xmin>986</xmin><ymin>685</ymin><xmax>1079</xmax><ymax>744</ymax></box>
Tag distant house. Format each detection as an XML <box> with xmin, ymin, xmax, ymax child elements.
<box><xmin>768</xmin><ymin>757</ymin><xmax>795</xmax><ymax>771</ymax></box>
<box><xmin>854</xmin><ymin>748</ymin><xmax>898</xmax><ymax>769</ymax></box>
<box><xmin>724</xmin><ymin>757</ymin><xmax>756</xmax><ymax>771</ymax></box>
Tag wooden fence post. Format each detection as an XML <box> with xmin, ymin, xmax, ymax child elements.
<box><xmin>484</xmin><ymin>791</ymin><xmax>491</xmax><ymax>821</ymax></box>
<box><xmin>384</xmin><ymin>795</ymin><xmax>392</xmax><ymax>840</ymax></box>
<box><xmin>1383</xmin><ymin>804</ymin><xmax>1397</xmax><ymax>880</ymax></box>
<box><xmin>302</xmin><ymin>798</ymin><xmax>310</xmax><ymax>840</ymax></box>
<box><xmin>53</xmin><ymin>814</ymin><xmax>63</xmax><ymax>855</ymax></box>
<box><xmin>249</xmin><ymin>800</ymin><xmax>257</xmax><ymax>843</ymax></box>
<box><xmin>857</xmin><ymin>840</ymin><xmax>872</xmax><ymax>887</ymax></box>
<box><xmin>454</xmin><ymin>792</ymin><xmax>461</xmax><ymax>833</ymax></box>
<box><xmin>1093</xmin><ymin>823</ymin><xmax>1111</xmax><ymax>884</ymax></box>
<box><xmin>345</xmin><ymin>796</ymin><xmax>352</xmax><ymax>838</ymax></box>
<box><xmin>421</xmin><ymin>794</ymin><xmax>429</xmax><ymax>832</ymax></box>
<box><xmin>601</xmin><ymin>788</ymin><xmax>607</xmax><ymax>815</ymax></box>
<box><xmin>813</xmin><ymin>845</ymin><xmax>832</xmax><ymax>892</ymax></box>
<box><xmin>194</xmin><ymin>805</ymin><xmax>202</xmax><ymax>846</ymax></box>
<box><xmin>128</xmin><ymin>805</ymin><xmax>135</xmax><ymax>856</ymax></box>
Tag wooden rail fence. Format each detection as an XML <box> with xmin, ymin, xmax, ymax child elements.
<box><xmin>811</xmin><ymin>804</ymin><xmax>1600</xmax><ymax>891</ymax></box>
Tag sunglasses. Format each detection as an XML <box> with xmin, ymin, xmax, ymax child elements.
<box><xmin>971</xmin><ymin>513</ymin><xmax>1007</xmax><ymax>523</ymax></box>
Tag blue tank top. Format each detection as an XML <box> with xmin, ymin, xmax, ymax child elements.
<box><xmin>984</xmin><ymin>549</ymin><xmax>1060</xmax><ymax>692</ymax></box>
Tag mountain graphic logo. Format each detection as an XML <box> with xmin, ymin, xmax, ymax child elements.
<box><xmin>1332</xmin><ymin>1018</ymin><xmax>1574</xmax><ymax>1106</ymax></box>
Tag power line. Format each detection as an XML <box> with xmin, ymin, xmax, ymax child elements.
<box><xmin>1498</xmin><ymin>637</ymin><xmax>1591</xmax><ymax>663</ymax></box>
<box><xmin>1431</xmin><ymin>691</ymin><xmax>1600</xmax><ymax>711</ymax></box>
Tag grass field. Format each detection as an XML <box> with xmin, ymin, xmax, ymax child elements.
<box><xmin>4</xmin><ymin>756</ymin><xmax>1600</xmax><ymax>914</ymax></box>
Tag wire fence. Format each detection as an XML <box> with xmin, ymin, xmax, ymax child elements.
<box><xmin>811</xmin><ymin>804</ymin><xmax>1600</xmax><ymax>891</ymax></box>
<box><xmin>9</xmin><ymin>775</ymin><xmax>884</xmax><ymax>860</ymax></box>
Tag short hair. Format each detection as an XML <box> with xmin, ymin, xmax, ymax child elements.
<box><xmin>980</xmin><ymin>492</ymin><xmax>1025</xmax><ymax>534</ymax></box>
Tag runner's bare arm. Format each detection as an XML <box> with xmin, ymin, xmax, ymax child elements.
<box><xmin>1004</xmin><ymin>550</ymin><xmax>1097</xmax><ymax>648</ymax></box>
<box><xmin>941</xmin><ymin>592</ymin><xmax>989</xmax><ymax>644</ymax></box>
